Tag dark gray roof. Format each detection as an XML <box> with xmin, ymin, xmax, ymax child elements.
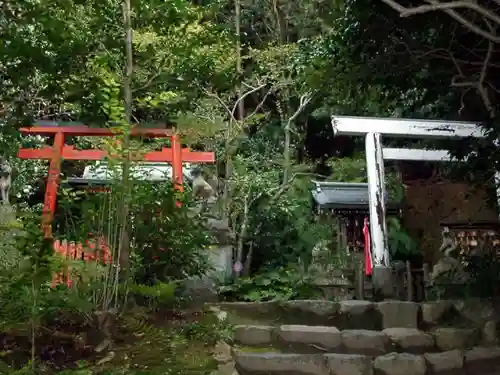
<box><xmin>311</xmin><ymin>181</ymin><xmax>397</xmax><ymax>210</ymax></box>
<box><xmin>64</xmin><ymin>178</ymin><xmax>173</xmax><ymax>186</ymax></box>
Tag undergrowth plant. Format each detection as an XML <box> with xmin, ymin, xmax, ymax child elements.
<box><xmin>218</xmin><ymin>266</ymin><xmax>323</xmax><ymax>302</ymax></box>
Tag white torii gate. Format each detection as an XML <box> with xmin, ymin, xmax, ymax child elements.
<box><xmin>331</xmin><ymin>116</ymin><xmax>487</xmax><ymax>295</ymax></box>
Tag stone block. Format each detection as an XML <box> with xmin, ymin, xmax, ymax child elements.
<box><xmin>482</xmin><ymin>320</ymin><xmax>500</xmax><ymax>345</ymax></box>
<box><xmin>383</xmin><ymin>328</ymin><xmax>434</xmax><ymax>353</ymax></box>
<box><xmin>424</xmin><ymin>350</ymin><xmax>464</xmax><ymax>375</ymax></box>
<box><xmin>216</xmin><ymin>301</ymin><xmax>280</xmax><ymax>320</ymax></box>
<box><xmin>432</xmin><ymin>328</ymin><xmax>478</xmax><ymax>351</ymax></box>
<box><xmin>280</xmin><ymin>300</ymin><xmax>339</xmax><ymax>325</ymax></box>
<box><xmin>341</xmin><ymin>330</ymin><xmax>389</xmax><ymax>356</ymax></box>
<box><xmin>372</xmin><ymin>265</ymin><xmax>393</xmax><ymax>298</ymax></box>
<box><xmin>277</xmin><ymin>325</ymin><xmax>342</xmax><ymax>351</ymax></box>
<box><xmin>373</xmin><ymin>353</ymin><xmax>426</xmax><ymax>375</ymax></box>
<box><xmin>213</xmin><ymin>340</ymin><xmax>233</xmax><ymax>363</ymax></box>
<box><xmin>339</xmin><ymin>300</ymin><xmax>374</xmax><ymax>315</ymax></box>
<box><xmin>464</xmin><ymin>347</ymin><xmax>500</xmax><ymax>373</ymax></box>
<box><xmin>336</xmin><ymin>300</ymin><xmax>379</xmax><ymax>330</ymax></box>
<box><xmin>454</xmin><ymin>299</ymin><xmax>497</xmax><ymax>323</ymax></box>
<box><xmin>376</xmin><ymin>301</ymin><xmax>420</xmax><ymax>328</ymax></box>
<box><xmin>325</xmin><ymin>353</ymin><xmax>373</xmax><ymax>375</ymax></box>
<box><xmin>233</xmin><ymin>351</ymin><xmax>329</xmax><ymax>375</ymax></box>
<box><xmin>421</xmin><ymin>300</ymin><xmax>454</xmax><ymax>325</ymax></box>
<box><xmin>214</xmin><ymin>362</ymin><xmax>238</xmax><ymax>375</ymax></box>
<box><xmin>234</xmin><ymin>325</ymin><xmax>274</xmax><ymax>346</ymax></box>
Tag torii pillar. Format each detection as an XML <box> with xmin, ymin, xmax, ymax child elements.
<box><xmin>365</xmin><ymin>132</ymin><xmax>392</xmax><ymax>297</ymax></box>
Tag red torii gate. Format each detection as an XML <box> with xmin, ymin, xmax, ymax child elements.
<box><xmin>18</xmin><ymin>122</ymin><xmax>215</xmax><ymax>238</ymax></box>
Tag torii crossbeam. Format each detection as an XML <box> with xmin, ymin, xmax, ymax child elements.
<box><xmin>18</xmin><ymin>122</ymin><xmax>215</xmax><ymax>237</ymax></box>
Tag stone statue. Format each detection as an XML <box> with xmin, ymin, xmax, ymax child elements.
<box><xmin>438</xmin><ymin>226</ymin><xmax>457</xmax><ymax>256</ymax></box>
<box><xmin>431</xmin><ymin>227</ymin><xmax>469</xmax><ymax>285</ymax></box>
<box><xmin>190</xmin><ymin>168</ymin><xmax>217</xmax><ymax>214</ymax></box>
<box><xmin>191</xmin><ymin>168</ymin><xmax>215</xmax><ymax>199</ymax></box>
<box><xmin>0</xmin><ymin>156</ymin><xmax>12</xmax><ymax>205</ymax></box>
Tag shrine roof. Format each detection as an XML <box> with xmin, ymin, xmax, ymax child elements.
<box><xmin>66</xmin><ymin>162</ymin><xmax>196</xmax><ymax>186</ymax></box>
<box><xmin>311</xmin><ymin>181</ymin><xmax>399</xmax><ymax>210</ymax></box>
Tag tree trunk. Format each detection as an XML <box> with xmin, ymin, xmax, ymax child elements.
<box><xmin>115</xmin><ymin>0</ymin><xmax>133</xmax><ymax>295</ymax></box>
<box><xmin>223</xmin><ymin>0</ymin><xmax>244</xmax><ymax>219</ymax></box>
<box><xmin>283</xmin><ymin>120</ymin><xmax>290</xmax><ymax>185</ymax></box>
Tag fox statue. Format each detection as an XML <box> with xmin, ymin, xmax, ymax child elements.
<box><xmin>0</xmin><ymin>156</ymin><xmax>12</xmax><ymax>205</ymax></box>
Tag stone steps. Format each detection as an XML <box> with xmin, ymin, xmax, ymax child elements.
<box><xmin>234</xmin><ymin>325</ymin><xmax>481</xmax><ymax>355</ymax></box>
<box><xmin>213</xmin><ymin>299</ymin><xmax>500</xmax><ymax>374</ymax></box>
<box><xmin>233</xmin><ymin>348</ymin><xmax>500</xmax><ymax>375</ymax></box>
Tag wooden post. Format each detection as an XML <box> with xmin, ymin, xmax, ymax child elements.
<box><xmin>406</xmin><ymin>261</ymin><xmax>414</xmax><ymax>301</ymax></box>
<box><xmin>337</xmin><ymin>218</ymin><xmax>348</xmax><ymax>253</ymax></box>
<box><xmin>423</xmin><ymin>263</ymin><xmax>430</xmax><ymax>301</ymax></box>
<box><xmin>171</xmin><ymin>133</ymin><xmax>183</xmax><ymax>192</ymax></box>
<box><xmin>356</xmin><ymin>261</ymin><xmax>365</xmax><ymax>300</ymax></box>
<box><xmin>365</xmin><ymin>132</ymin><xmax>392</xmax><ymax>297</ymax></box>
<box><xmin>495</xmin><ymin>171</ymin><xmax>500</xmax><ymax>218</ymax></box>
<box><xmin>43</xmin><ymin>131</ymin><xmax>65</xmax><ymax>238</ymax></box>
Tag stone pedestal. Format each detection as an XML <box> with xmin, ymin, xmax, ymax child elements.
<box><xmin>207</xmin><ymin>245</ymin><xmax>233</xmax><ymax>280</ymax></box>
<box><xmin>0</xmin><ymin>203</ymin><xmax>15</xmax><ymax>225</ymax></box>
<box><xmin>372</xmin><ymin>265</ymin><xmax>393</xmax><ymax>299</ymax></box>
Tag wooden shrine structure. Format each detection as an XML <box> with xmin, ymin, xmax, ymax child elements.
<box><xmin>311</xmin><ymin>181</ymin><xmax>400</xmax><ymax>253</ymax></box>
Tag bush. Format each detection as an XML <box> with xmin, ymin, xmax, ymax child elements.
<box><xmin>130</xmin><ymin>182</ymin><xmax>213</xmax><ymax>283</ymax></box>
<box><xmin>218</xmin><ymin>266</ymin><xmax>323</xmax><ymax>302</ymax></box>
<box><xmin>55</xmin><ymin>180</ymin><xmax>213</xmax><ymax>284</ymax></box>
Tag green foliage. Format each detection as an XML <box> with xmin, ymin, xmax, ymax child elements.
<box><xmin>127</xmin><ymin>281</ymin><xmax>178</xmax><ymax>308</ymax></box>
<box><xmin>130</xmin><ymin>181</ymin><xmax>213</xmax><ymax>282</ymax></box>
<box><xmin>55</xmin><ymin>179</ymin><xmax>213</xmax><ymax>284</ymax></box>
<box><xmin>218</xmin><ymin>267</ymin><xmax>323</xmax><ymax>302</ymax></box>
<box><xmin>230</xmin><ymin>152</ymin><xmax>335</xmax><ymax>270</ymax></box>
<box><xmin>0</xmin><ymin>206</ymin><xmax>222</xmax><ymax>374</ymax></box>
<box><xmin>387</xmin><ymin>217</ymin><xmax>419</xmax><ymax>257</ymax></box>
<box><xmin>327</xmin><ymin>154</ymin><xmax>405</xmax><ymax>202</ymax></box>
<box><xmin>327</xmin><ymin>155</ymin><xmax>367</xmax><ymax>183</ymax></box>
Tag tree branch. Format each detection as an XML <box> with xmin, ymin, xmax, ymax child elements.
<box><xmin>287</xmin><ymin>93</ymin><xmax>312</xmax><ymax>126</ymax></box>
<box><xmin>245</xmin><ymin>86</ymin><xmax>275</xmax><ymax>121</ymax></box>
<box><xmin>400</xmin><ymin>1</ymin><xmax>500</xmax><ymax>25</ymax></box>
<box><xmin>203</xmin><ymin>82</ymin><xmax>267</xmax><ymax>123</ymax></box>
<box><xmin>449</xmin><ymin>18</ymin><xmax>496</xmax><ymax>117</ymax></box>
<box><xmin>235</xmin><ymin>187</ymin><xmax>250</xmax><ymax>277</ymax></box>
<box><xmin>282</xmin><ymin>93</ymin><xmax>312</xmax><ymax>185</ymax></box>
<box><xmin>477</xmin><ymin>19</ymin><xmax>496</xmax><ymax>117</ymax></box>
<box><xmin>380</xmin><ymin>0</ymin><xmax>500</xmax><ymax>43</ymax></box>
<box><xmin>205</xmin><ymin>91</ymin><xmax>234</xmax><ymax>122</ymax></box>
<box><xmin>230</xmin><ymin>83</ymin><xmax>267</xmax><ymax>120</ymax></box>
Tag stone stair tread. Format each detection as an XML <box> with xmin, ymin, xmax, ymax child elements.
<box><xmin>218</xmin><ymin>299</ymin><xmax>421</xmax><ymax>330</ymax></box>
<box><xmin>233</xmin><ymin>348</ymin><xmax>500</xmax><ymax>375</ymax></box>
<box><xmin>234</xmin><ymin>324</ymin><xmax>481</xmax><ymax>354</ymax></box>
